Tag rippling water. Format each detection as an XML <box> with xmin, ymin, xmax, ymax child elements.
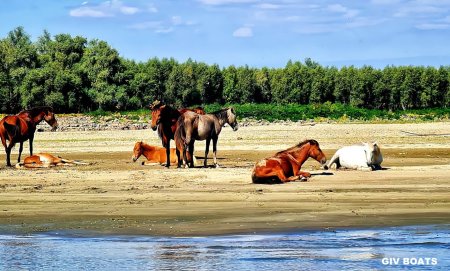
<box><xmin>1</xmin><ymin>225</ymin><xmax>449</xmax><ymax>270</ymax></box>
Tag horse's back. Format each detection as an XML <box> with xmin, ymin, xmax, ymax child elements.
<box><xmin>335</xmin><ymin>145</ymin><xmax>371</xmax><ymax>169</ymax></box>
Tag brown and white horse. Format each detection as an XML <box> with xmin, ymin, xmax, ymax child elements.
<box><xmin>15</xmin><ymin>153</ymin><xmax>88</xmax><ymax>168</ymax></box>
<box><xmin>252</xmin><ymin>139</ymin><xmax>327</xmax><ymax>184</ymax></box>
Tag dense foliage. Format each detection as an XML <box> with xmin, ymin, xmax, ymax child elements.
<box><xmin>1</xmin><ymin>27</ymin><xmax>449</xmax><ymax>113</ymax></box>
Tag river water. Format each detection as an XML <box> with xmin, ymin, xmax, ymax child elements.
<box><xmin>1</xmin><ymin>224</ymin><xmax>449</xmax><ymax>270</ymax></box>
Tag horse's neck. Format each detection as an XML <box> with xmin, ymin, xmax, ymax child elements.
<box><xmin>288</xmin><ymin>145</ymin><xmax>310</xmax><ymax>166</ymax></box>
<box><xmin>213</xmin><ymin>110</ymin><xmax>228</xmax><ymax>127</ymax></box>
<box><xmin>19</xmin><ymin>112</ymin><xmax>43</xmax><ymax>124</ymax></box>
<box><xmin>141</xmin><ymin>145</ymin><xmax>156</xmax><ymax>159</ymax></box>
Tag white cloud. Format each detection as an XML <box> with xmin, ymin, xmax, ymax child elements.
<box><xmin>70</xmin><ymin>0</ymin><xmax>141</xmax><ymax>18</ymax></box>
<box><xmin>256</xmin><ymin>3</ymin><xmax>280</xmax><ymax>9</ymax></box>
<box><xmin>233</xmin><ymin>26</ymin><xmax>253</xmax><ymax>37</ymax></box>
<box><xmin>70</xmin><ymin>7</ymin><xmax>111</xmax><ymax>17</ymax></box>
<box><xmin>129</xmin><ymin>21</ymin><xmax>162</xmax><ymax>30</ymax></box>
<box><xmin>327</xmin><ymin>4</ymin><xmax>359</xmax><ymax>18</ymax></box>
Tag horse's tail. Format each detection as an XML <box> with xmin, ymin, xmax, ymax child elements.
<box><xmin>3</xmin><ymin>121</ymin><xmax>19</xmax><ymax>140</ymax></box>
<box><xmin>175</xmin><ymin>114</ymin><xmax>186</xmax><ymax>144</ymax></box>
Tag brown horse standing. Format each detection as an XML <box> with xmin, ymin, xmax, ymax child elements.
<box><xmin>150</xmin><ymin>100</ymin><xmax>204</xmax><ymax>168</ymax></box>
<box><xmin>0</xmin><ymin>106</ymin><xmax>58</xmax><ymax>166</ymax></box>
<box><xmin>252</xmin><ymin>139</ymin><xmax>327</xmax><ymax>184</ymax></box>
<box><xmin>175</xmin><ymin>108</ymin><xmax>238</xmax><ymax>168</ymax></box>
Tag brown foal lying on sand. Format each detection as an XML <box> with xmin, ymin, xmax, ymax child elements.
<box><xmin>16</xmin><ymin>153</ymin><xmax>88</xmax><ymax>168</ymax></box>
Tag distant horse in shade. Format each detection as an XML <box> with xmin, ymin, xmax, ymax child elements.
<box><xmin>175</xmin><ymin>108</ymin><xmax>238</xmax><ymax>168</ymax></box>
<box><xmin>15</xmin><ymin>153</ymin><xmax>88</xmax><ymax>168</ymax></box>
<box><xmin>132</xmin><ymin>141</ymin><xmax>196</xmax><ymax>166</ymax></box>
<box><xmin>252</xmin><ymin>139</ymin><xmax>327</xmax><ymax>184</ymax></box>
<box><xmin>0</xmin><ymin>106</ymin><xmax>58</xmax><ymax>166</ymax></box>
<box><xmin>326</xmin><ymin>142</ymin><xmax>383</xmax><ymax>171</ymax></box>
<box><xmin>150</xmin><ymin>100</ymin><xmax>204</xmax><ymax>168</ymax></box>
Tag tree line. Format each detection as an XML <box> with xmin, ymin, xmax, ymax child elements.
<box><xmin>1</xmin><ymin>27</ymin><xmax>449</xmax><ymax>113</ymax></box>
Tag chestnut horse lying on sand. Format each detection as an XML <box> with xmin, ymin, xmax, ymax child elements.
<box><xmin>132</xmin><ymin>141</ymin><xmax>196</xmax><ymax>166</ymax></box>
<box><xmin>252</xmin><ymin>139</ymin><xmax>327</xmax><ymax>184</ymax></box>
<box><xmin>15</xmin><ymin>153</ymin><xmax>88</xmax><ymax>168</ymax></box>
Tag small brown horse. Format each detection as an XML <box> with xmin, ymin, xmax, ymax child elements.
<box><xmin>15</xmin><ymin>153</ymin><xmax>88</xmax><ymax>168</ymax></box>
<box><xmin>132</xmin><ymin>141</ymin><xmax>196</xmax><ymax>166</ymax></box>
<box><xmin>0</xmin><ymin>106</ymin><xmax>58</xmax><ymax>166</ymax></box>
<box><xmin>252</xmin><ymin>139</ymin><xmax>327</xmax><ymax>184</ymax></box>
<box><xmin>175</xmin><ymin>108</ymin><xmax>238</xmax><ymax>168</ymax></box>
<box><xmin>150</xmin><ymin>100</ymin><xmax>204</xmax><ymax>167</ymax></box>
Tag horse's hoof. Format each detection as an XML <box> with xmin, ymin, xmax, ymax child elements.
<box><xmin>215</xmin><ymin>164</ymin><xmax>220</xmax><ymax>168</ymax></box>
<box><xmin>300</xmin><ymin>176</ymin><xmax>308</xmax><ymax>182</ymax></box>
<box><xmin>141</xmin><ymin>161</ymin><xmax>145</xmax><ymax>166</ymax></box>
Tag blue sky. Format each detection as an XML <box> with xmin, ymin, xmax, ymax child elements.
<box><xmin>1</xmin><ymin>0</ymin><xmax>450</xmax><ymax>68</ymax></box>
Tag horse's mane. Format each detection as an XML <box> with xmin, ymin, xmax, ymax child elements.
<box><xmin>276</xmin><ymin>139</ymin><xmax>319</xmax><ymax>155</ymax></box>
<box><xmin>19</xmin><ymin>106</ymin><xmax>53</xmax><ymax>117</ymax></box>
<box><xmin>211</xmin><ymin>108</ymin><xmax>230</xmax><ymax>119</ymax></box>
<box><xmin>139</xmin><ymin>141</ymin><xmax>156</xmax><ymax>150</ymax></box>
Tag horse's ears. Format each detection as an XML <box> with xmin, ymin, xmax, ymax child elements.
<box><xmin>373</xmin><ymin>141</ymin><xmax>378</xmax><ymax>146</ymax></box>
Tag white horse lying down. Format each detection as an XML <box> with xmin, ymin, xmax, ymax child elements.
<box><xmin>325</xmin><ymin>142</ymin><xmax>383</xmax><ymax>170</ymax></box>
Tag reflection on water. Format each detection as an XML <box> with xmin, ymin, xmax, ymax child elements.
<box><xmin>0</xmin><ymin>225</ymin><xmax>449</xmax><ymax>270</ymax></box>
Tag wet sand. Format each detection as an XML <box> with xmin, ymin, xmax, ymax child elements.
<box><xmin>0</xmin><ymin>122</ymin><xmax>449</xmax><ymax>236</ymax></box>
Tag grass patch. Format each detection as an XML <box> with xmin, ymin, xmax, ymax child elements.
<box><xmin>82</xmin><ymin>103</ymin><xmax>449</xmax><ymax>123</ymax></box>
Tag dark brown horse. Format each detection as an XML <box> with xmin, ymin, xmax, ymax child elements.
<box><xmin>150</xmin><ymin>100</ymin><xmax>205</xmax><ymax>167</ymax></box>
<box><xmin>252</xmin><ymin>139</ymin><xmax>327</xmax><ymax>184</ymax></box>
<box><xmin>175</xmin><ymin>108</ymin><xmax>238</xmax><ymax>168</ymax></box>
<box><xmin>0</xmin><ymin>106</ymin><xmax>58</xmax><ymax>166</ymax></box>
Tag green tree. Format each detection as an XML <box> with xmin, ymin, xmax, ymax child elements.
<box><xmin>80</xmin><ymin>39</ymin><xmax>124</xmax><ymax>110</ymax></box>
<box><xmin>0</xmin><ymin>27</ymin><xmax>37</xmax><ymax>112</ymax></box>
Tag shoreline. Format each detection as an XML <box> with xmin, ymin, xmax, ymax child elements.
<box><xmin>1</xmin><ymin>123</ymin><xmax>449</xmax><ymax>237</ymax></box>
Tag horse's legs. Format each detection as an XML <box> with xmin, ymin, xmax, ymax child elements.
<box><xmin>1</xmin><ymin>136</ymin><xmax>9</xmax><ymax>166</ymax></box>
<box><xmin>212</xmin><ymin>137</ymin><xmax>218</xmax><ymax>168</ymax></box>
<box><xmin>325</xmin><ymin>151</ymin><xmax>340</xmax><ymax>170</ymax></box>
<box><xmin>176</xmin><ymin>148</ymin><xmax>182</xmax><ymax>168</ymax></box>
<box><xmin>188</xmin><ymin>142</ymin><xmax>195</xmax><ymax>168</ymax></box>
<box><xmin>204</xmin><ymin>138</ymin><xmax>211</xmax><ymax>168</ymax></box>
<box><xmin>18</xmin><ymin>142</ymin><xmax>23</xmax><ymax>163</ymax></box>
<box><xmin>255</xmin><ymin>166</ymin><xmax>299</xmax><ymax>183</ymax></box>
<box><xmin>29</xmin><ymin>136</ymin><xmax>34</xmax><ymax>156</ymax></box>
<box><xmin>165</xmin><ymin>140</ymin><xmax>170</xmax><ymax>168</ymax></box>
<box><xmin>5</xmin><ymin>142</ymin><xmax>14</xmax><ymax>167</ymax></box>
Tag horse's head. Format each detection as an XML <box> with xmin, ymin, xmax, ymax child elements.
<box><xmin>43</xmin><ymin>109</ymin><xmax>58</xmax><ymax>132</ymax></box>
<box><xmin>227</xmin><ymin>108</ymin><xmax>239</xmax><ymax>131</ymax></box>
<box><xmin>132</xmin><ymin>141</ymin><xmax>143</xmax><ymax>162</ymax></box>
<box><xmin>150</xmin><ymin>104</ymin><xmax>165</xmax><ymax>131</ymax></box>
<box><xmin>363</xmin><ymin>142</ymin><xmax>381</xmax><ymax>165</ymax></box>
<box><xmin>308</xmin><ymin>140</ymin><xmax>327</xmax><ymax>166</ymax></box>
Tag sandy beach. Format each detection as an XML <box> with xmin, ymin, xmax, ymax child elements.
<box><xmin>0</xmin><ymin>122</ymin><xmax>449</xmax><ymax>236</ymax></box>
